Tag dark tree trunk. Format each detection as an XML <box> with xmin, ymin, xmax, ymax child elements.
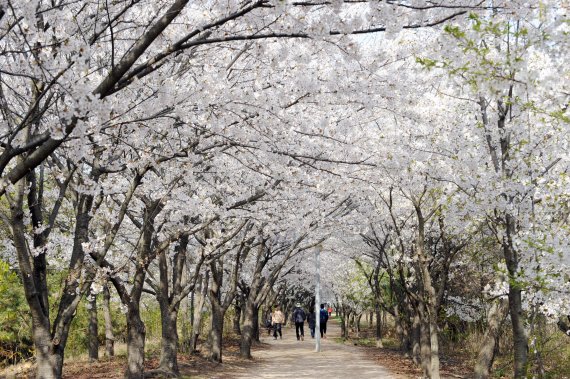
<box><xmin>375</xmin><ymin>305</ymin><xmax>383</xmax><ymax>347</ymax></box>
<box><xmin>509</xmin><ymin>286</ymin><xmax>528</xmax><ymax>378</ymax></box>
<box><xmin>88</xmin><ymin>292</ymin><xmax>99</xmax><ymax>362</ymax></box>
<box><xmin>252</xmin><ymin>305</ymin><xmax>260</xmax><ymax>342</ymax></box>
<box><xmin>120</xmin><ymin>199</ymin><xmax>160</xmax><ymax>379</ymax></box>
<box><xmin>240</xmin><ymin>299</ymin><xmax>256</xmax><ymax>358</ymax></box>
<box><xmin>206</xmin><ymin>244</ymin><xmax>244</xmax><ymax>363</ymax></box>
<box><xmin>208</xmin><ymin>301</ymin><xmax>224</xmax><ymax>362</ymax></box>
<box><xmin>504</xmin><ymin>214</ymin><xmax>528</xmax><ymax>379</ymax></box>
<box><xmin>125</xmin><ymin>308</ymin><xmax>146</xmax><ymax>379</ymax></box>
<box><xmin>158</xmin><ymin>308</ymin><xmax>179</xmax><ymax>376</ymax></box>
<box><xmin>343</xmin><ymin>311</ymin><xmax>351</xmax><ymax>338</ymax></box>
<box><xmin>102</xmin><ymin>284</ymin><xmax>115</xmax><ymax>357</ymax></box>
<box><xmin>233</xmin><ymin>303</ymin><xmax>242</xmax><ymax>335</ymax></box>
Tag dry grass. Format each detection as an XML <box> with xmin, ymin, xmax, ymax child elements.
<box><xmin>0</xmin><ymin>335</ymin><xmax>262</xmax><ymax>379</ymax></box>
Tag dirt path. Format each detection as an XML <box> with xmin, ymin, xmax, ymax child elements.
<box><xmin>212</xmin><ymin>319</ymin><xmax>398</xmax><ymax>379</ymax></box>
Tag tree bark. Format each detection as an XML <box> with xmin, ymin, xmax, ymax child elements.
<box><xmin>10</xmin><ymin>171</ymin><xmax>92</xmax><ymax>379</ymax></box>
<box><xmin>504</xmin><ymin>214</ymin><xmax>528</xmax><ymax>378</ymax></box>
<box><xmin>356</xmin><ymin>314</ymin><xmax>362</xmax><ymax>337</ymax></box>
<box><xmin>375</xmin><ymin>305</ymin><xmax>383</xmax><ymax>347</ymax></box>
<box><xmin>190</xmin><ymin>273</ymin><xmax>208</xmax><ymax>353</ymax></box>
<box><xmin>102</xmin><ymin>284</ymin><xmax>115</xmax><ymax>357</ymax></box>
<box><xmin>208</xmin><ymin>300</ymin><xmax>224</xmax><ymax>363</ymax></box>
<box><xmin>233</xmin><ymin>302</ymin><xmax>242</xmax><ymax>335</ymax></box>
<box><xmin>125</xmin><ymin>308</ymin><xmax>146</xmax><ymax>379</ymax></box>
<box><xmin>474</xmin><ymin>298</ymin><xmax>509</xmax><ymax>379</ymax></box>
<box><xmin>411</xmin><ymin>311</ymin><xmax>421</xmax><ymax>364</ymax></box>
<box><xmin>117</xmin><ymin>199</ymin><xmax>159</xmax><ymax>379</ymax></box>
<box><xmin>419</xmin><ymin>309</ymin><xmax>432</xmax><ymax>379</ymax></box>
<box><xmin>240</xmin><ymin>298</ymin><xmax>256</xmax><ymax>358</ymax></box>
<box><xmin>88</xmin><ymin>292</ymin><xmax>99</xmax><ymax>362</ymax></box>
<box><xmin>413</xmin><ymin>201</ymin><xmax>441</xmax><ymax>379</ymax></box>
<box><xmin>252</xmin><ymin>304</ymin><xmax>260</xmax><ymax>342</ymax></box>
<box><xmin>509</xmin><ymin>285</ymin><xmax>528</xmax><ymax>378</ymax></box>
<box><xmin>158</xmin><ymin>307</ymin><xmax>179</xmax><ymax>376</ymax></box>
<box><xmin>32</xmin><ymin>322</ymin><xmax>63</xmax><ymax>379</ymax></box>
<box><xmin>428</xmin><ymin>313</ymin><xmax>441</xmax><ymax>379</ymax></box>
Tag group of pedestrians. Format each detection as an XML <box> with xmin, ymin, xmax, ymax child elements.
<box><xmin>266</xmin><ymin>303</ymin><xmax>330</xmax><ymax>341</ymax></box>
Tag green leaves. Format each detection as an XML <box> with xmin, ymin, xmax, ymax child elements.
<box><xmin>444</xmin><ymin>24</ymin><xmax>466</xmax><ymax>39</ymax></box>
<box><xmin>415</xmin><ymin>57</ymin><xmax>438</xmax><ymax>70</ymax></box>
<box><xmin>0</xmin><ymin>260</ymin><xmax>32</xmax><ymax>366</ymax></box>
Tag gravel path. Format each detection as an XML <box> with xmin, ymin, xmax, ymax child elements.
<box><xmin>222</xmin><ymin>319</ymin><xmax>397</xmax><ymax>379</ymax></box>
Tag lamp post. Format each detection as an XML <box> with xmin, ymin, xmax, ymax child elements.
<box><xmin>315</xmin><ymin>244</ymin><xmax>322</xmax><ymax>353</ymax></box>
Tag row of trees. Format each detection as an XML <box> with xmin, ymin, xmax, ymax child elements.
<box><xmin>322</xmin><ymin>9</ymin><xmax>570</xmax><ymax>379</ymax></box>
<box><xmin>0</xmin><ymin>1</ymin><xmax>568</xmax><ymax>379</ymax></box>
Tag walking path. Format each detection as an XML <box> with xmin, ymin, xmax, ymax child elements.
<box><xmin>223</xmin><ymin>319</ymin><xmax>397</xmax><ymax>378</ymax></box>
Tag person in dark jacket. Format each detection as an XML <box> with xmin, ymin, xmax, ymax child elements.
<box><xmin>292</xmin><ymin>302</ymin><xmax>307</xmax><ymax>341</ymax></box>
<box><xmin>319</xmin><ymin>303</ymin><xmax>329</xmax><ymax>338</ymax></box>
<box><xmin>307</xmin><ymin>310</ymin><xmax>316</xmax><ymax>338</ymax></box>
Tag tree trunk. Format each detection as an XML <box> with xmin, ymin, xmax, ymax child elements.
<box><xmin>411</xmin><ymin>312</ymin><xmax>421</xmax><ymax>364</ymax></box>
<box><xmin>509</xmin><ymin>286</ymin><xmax>528</xmax><ymax>378</ymax></box>
<box><xmin>32</xmin><ymin>323</ymin><xmax>63</xmax><ymax>379</ymax></box>
<box><xmin>428</xmin><ymin>313</ymin><xmax>441</xmax><ymax>379</ymax></box>
<box><xmin>11</xmin><ymin>171</ymin><xmax>94</xmax><ymax>379</ymax></box>
<box><xmin>503</xmin><ymin>214</ymin><xmax>528</xmax><ymax>379</ymax></box>
<box><xmin>419</xmin><ymin>313</ymin><xmax>432</xmax><ymax>379</ymax></box>
<box><xmin>125</xmin><ymin>308</ymin><xmax>146</xmax><ymax>379</ymax></box>
<box><xmin>240</xmin><ymin>299</ymin><xmax>256</xmax><ymax>358</ymax></box>
<box><xmin>102</xmin><ymin>284</ymin><xmax>115</xmax><ymax>357</ymax></box>
<box><xmin>158</xmin><ymin>308</ymin><xmax>179</xmax><ymax>376</ymax></box>
<box><xmin>190</xmin><ymin>273</ymin><xmax>208</xmax><ymax>353</ymax></box>
<box><xmin>474</xmin><ymin>298</ymin><xmax>509</xmax><ymax>379</ymax></box>
<box><xmin>252</xmin><ymin>304</ymin><xmax>260</xmax><ymax>342</ymax></box>
<box><xmin>340</xmin><ymin>310</ymin><xmax>350</xmax><ymax>339</ymax></box>
<box><xmin>375</xmin><ymin>305</ymin><xmax>383</xmax><ymax>347</ymax></box>
<box><xmin>339</xmin><ymin>311</ymin><xmax>347</xmax><ymax>338</ymax></box>
<box><xmin>208</xmin><ymin>302</ymin><xmax>224</xmax><ymax>362</ymax></box>
<box><xmin>88</xmin><ymin>292</ymin><xmax>99</xmax><ymax>362</ymax></box>
<box><xmin>233</xmin><ymin>303</ymin><xmax>242</xmax><ymax>335</ymax></box>
<box><xmin>414</xmin><ymin>204</ymin><xmax>441</xmax><ymax>379</ymax></box>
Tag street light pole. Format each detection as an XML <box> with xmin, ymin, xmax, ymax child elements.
<box><xmin>315</xmin><ymin>244</ymin><xmax>322</xmax><ymax>353</ymax></box>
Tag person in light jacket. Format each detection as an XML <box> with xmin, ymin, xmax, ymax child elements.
<box><xmin>272</xmin><ymin>306</ymin><xmax>285</xmax><ymax>340</ymax></box>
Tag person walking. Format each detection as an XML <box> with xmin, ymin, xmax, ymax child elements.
<box><xmin>292</xmin><ymin>303</ymin><xmax>306</xmax><ymax>341</ymax></box>
<box><xmin>265</xmin><ymin>312</ymin><xmax>273</xmax><ymax>336</ymax></box>
<box><xmin>272</xmin><ymin>306</ymin><xmax>285</xmax><ymax>340</ymax></box>
<box><xmin>307</xmin><ymin>310</ymin><xmax>316</xmax><ymax>338</ymax></box>
<box><xmin>319</xmin><ymin>304</ymin><xmax>329</xmax><ymax>339</ymax></box>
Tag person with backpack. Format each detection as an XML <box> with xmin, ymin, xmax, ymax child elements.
<box><xmin>319</xmin><ymin>303</ymin><xmax>329</xmax><ymax>338</ymax></box>
<box><xmin>292</xmin><ymin>302</ymin><xmax>307</xmax><ymax>341</ymax></box>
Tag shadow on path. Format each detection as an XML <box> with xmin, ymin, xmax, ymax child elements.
<box><xmin>214</xmin><ymin>319</ymin><xmax>397</xmax><ymax>378</ymax></box>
